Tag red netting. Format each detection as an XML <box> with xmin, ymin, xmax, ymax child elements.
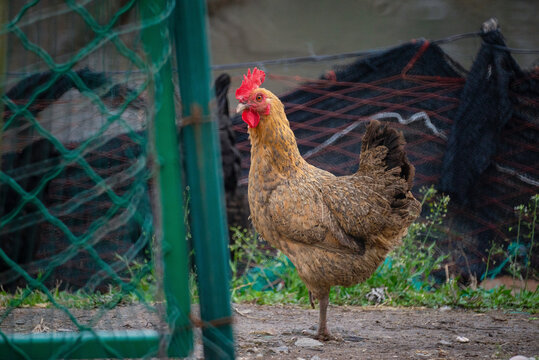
<box><xmin>230</xmin><ymin>34</ymin><xmax>538</xmax><ymax>280</ymax></box>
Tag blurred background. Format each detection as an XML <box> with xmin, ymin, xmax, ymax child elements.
<box><xmin>1</xmin><ymin>2</ymin><xmax>536</xmax><ymax>358</ymax></box>
<box><xmin>208</xmin><ymin>0</ymin><xmax>539</xmax><ymax>92</ymax></box>
<box><xmin>2</xmin><ymin>0</ymin><xmax>538</xmax><ymax>289</ymax></box>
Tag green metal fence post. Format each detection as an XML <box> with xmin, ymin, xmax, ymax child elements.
<box><xmin>0</xmin><ymin>0</ymin><xmax>7</xmax><ymax>163</ymax></box>
<box><xmin>172</xmin><ymin>0</ymin><xmax>235</xmax><ymax>359</ymax></box>
<box><xmin>1</xmin><ymin>330</ymin><xmax>162</xmax><ymax>359</ymax></box>
<box><xmin>140</xmin><ymin>1</ymin><xmax>193</xmax><ymax>357</ymax></box>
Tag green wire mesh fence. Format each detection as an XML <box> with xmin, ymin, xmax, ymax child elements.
<box><xmin>0</xmin><ymin>1</ymin><xmax>233</xmax><ymax>358</ymax></box>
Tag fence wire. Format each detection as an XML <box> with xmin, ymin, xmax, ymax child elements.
<box><xmin>0</xmin><ymin>1</ymin><xmax>195</xmax><ymax>359</ymax></box>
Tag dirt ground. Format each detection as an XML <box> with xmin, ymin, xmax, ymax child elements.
<box><xmin>2</xmin><ymin>303</ymin><xmax>538</xmax><ymax>360</ymax></box>
<box><xmin>232</xmin><ymin>303</ymin><xmax>538</xmax><ymax>360</ymax></box>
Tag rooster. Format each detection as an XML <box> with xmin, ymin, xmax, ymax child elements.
<box><xmin>235</xmin><ymin>68</ymin><xmax>421</xmax><ymax>340</ymax></box>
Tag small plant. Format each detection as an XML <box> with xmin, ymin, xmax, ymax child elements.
<box><xmin>229</xmin><ymin>227</ymin><xmax>272</xmax><ymax>279</ymax></box>
<box><xmin>482</xmin><ymin>194</ymin><xmax>538</xmax><ymax>286</ymax></box>
<box><xmin>523</xmin><ymin>194</ymin><xmax>538</xmax><ymax>287</ymax></box>
<box><xmin>114</xmin><ymin>253</ymin><xmax>158</xmax><ymax>304</ymax></box>
<box><xmin>483</xmin><ymin>240</ymin><xmax>506</xmax><ymax>282</ymax></box>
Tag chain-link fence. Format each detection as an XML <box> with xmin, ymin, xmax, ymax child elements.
<box><xmin>0</xmin><ymin>1</ymin><xmax>233</xmax><ymax>359</ymax></box>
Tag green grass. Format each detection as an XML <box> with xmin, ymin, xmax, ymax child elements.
<box><xmin>229</xmin><ymin>227</ymin><xmax>538</xmax><ymax>313</ymax></box>
<box><xmin>0</xmin><ymin>257</ymin><xmax>157</xmax><ymax>310</ymax></box>
<box><xmin>0</xmin><ymin>285</ymin><xmax>132</xmax><ymax>309</ymax></box>
<box><xmin>229</xmin><ymin>189</ymin><xmax>538</xmax><ymax>313</ymax></box>
<box><xmin>1</xmin><ymin>190</ymin><xmax>537</xmax><ymax>313</ymax></box>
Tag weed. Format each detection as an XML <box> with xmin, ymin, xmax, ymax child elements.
<box><xmin>524</xmin><ymin>194</ymin><xmax>538</xmax><ymax>288</ymax></box>
<box><xmin>484</xmin><ymin>194</ymin><xmax>539</xmax><ymax>285</ymax></box>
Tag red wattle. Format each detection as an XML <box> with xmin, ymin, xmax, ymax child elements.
<box><xmin>242</xmin><ymin>109</ymin><xmax>260</xmax><ymax>128</ymax></box>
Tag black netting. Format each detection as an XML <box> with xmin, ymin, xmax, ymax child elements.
<box><xmin>1</xmin><ymin>68</ymin><xmax>151</xmax><ymax>291</ymax></box>
<box><xmin>230</xmin><ymin>25</ymin><xmax>538</xmax><ymax>281</ymax></box>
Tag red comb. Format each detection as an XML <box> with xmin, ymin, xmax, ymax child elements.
<box><xmin>235</xmin><ymin>68</ymin><xmax>266</xmax><ymax>102</ymax></box>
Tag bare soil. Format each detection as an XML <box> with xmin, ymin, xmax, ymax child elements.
<box><xmin>232</xmin><ymin>303</ymin><xmax>538</xmax><ymax>360</ymax></box>
<box><xmin>2</xmin><ymin>303</ymin><xmax>538</xmax><ymax>360</ymax></box>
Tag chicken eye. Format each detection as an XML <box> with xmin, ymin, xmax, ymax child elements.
<box><xmin>255</xmin><ymin>93</ymin><xmax>263</xmax><ymax>102</ymax></box>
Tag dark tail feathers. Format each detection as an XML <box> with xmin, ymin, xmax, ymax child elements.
<box><xmin>361</xmin><ymin>119</ymin><xmax>415</xmax><ymax>189</ymax></box>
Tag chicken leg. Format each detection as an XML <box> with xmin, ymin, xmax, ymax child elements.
<box><xmin>310</xmin><ymin>287</ymin><xmax>336</xmax><ymax>341</ymax></box>
<box><xmin>316</xmin><ymin>292</ymin><xmax>331</xmax><ymax>340</ymax></box>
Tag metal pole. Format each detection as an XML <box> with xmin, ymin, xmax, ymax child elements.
<box><xmin>140</xmin><ymin>0</ymin><xmax>193</xmax><ymax>357</ymax></box>
<box><xmin>172</xmin><ymin>0</ymin><xmax>234</xmax><ymax>359</ymax></box>
<box><xmin>0</xmin><ymin>330</ymin><xmax>161</xmax><ymax>359</ymax></box>
<box><xmin>0</xmin><ymin>0</ymin><xmax>7</xmax><ymax>163</ymax></box>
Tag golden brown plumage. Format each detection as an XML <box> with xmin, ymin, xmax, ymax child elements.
<box><xmin>236</xmin><ymin>69</ymin><xmax>421</xmax><ymax>340</ymax></box>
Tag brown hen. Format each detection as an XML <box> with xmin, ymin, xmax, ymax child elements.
<box><xmin>235</xmin><ymin>68</ymin><xmax>421</xmax><ymax>340</ymax></box>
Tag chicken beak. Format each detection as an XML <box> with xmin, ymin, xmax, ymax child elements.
<box><xmin>236</xmin><ymin>102</ymin><xmax>248</xmax><ymax>114</ymax></box>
